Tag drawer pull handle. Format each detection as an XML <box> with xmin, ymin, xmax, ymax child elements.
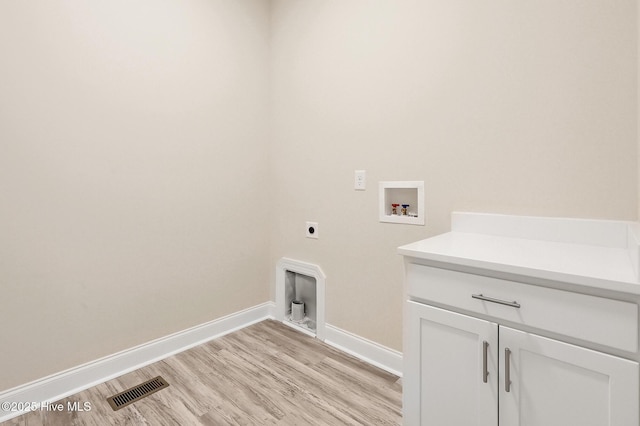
<box><xmin>505</xmin><ymin>348</ymin><xmax>512</xmax><ymax>392</ymax></box>
<box><xmin>482</xmin><ymin>341</ymin><xmax>489</xmax><ymax>383</ymax></box>
<box><xmin>472</xmin><ymin>294</ymin><xmax>521</xmax><ymax>308</ymax></box>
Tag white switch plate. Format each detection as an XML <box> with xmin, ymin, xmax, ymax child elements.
<box><xmin>306</xmin><ymin>222</ymin><xmax>319</xmax><ymax>239</ymax></box>
<box><xmin>354</xmin><ymin>170</ymin><xmax>366</xmax><ymax>190</ymax></box>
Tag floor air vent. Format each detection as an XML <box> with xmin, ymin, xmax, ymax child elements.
<box><xmin>107</xmin><ymin>376</ymin><xmax>169</xmax><ymax>411</ymax></box>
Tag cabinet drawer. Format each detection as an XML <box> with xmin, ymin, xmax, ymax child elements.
<box><xmin>407</xmin><ymin>264</ymin><xmax>638</xmax><ymax>352</ymax></box>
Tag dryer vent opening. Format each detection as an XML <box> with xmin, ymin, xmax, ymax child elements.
<box><xmin>276</xmin><ymin>258</ymin><xmax>326</xmax><ymax>340</ymax></box>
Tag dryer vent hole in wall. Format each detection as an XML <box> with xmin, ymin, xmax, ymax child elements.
<box><xmin>285</xmin><ymin>270</ymin><xmax>317</xmax><ymax>333</ymax></box>
<box><xmin>276</xmin><ymin>258</ymin><xmax>326</xmax><ymax>340</ymax></box>
<box><xmin>106</xmin><ymin>376</ymin><xmax>169</xmax><ymax>411</ymax></box>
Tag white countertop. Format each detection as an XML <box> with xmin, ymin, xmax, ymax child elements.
<box><xmin>398</xmin><ymin>213</ymin><xmax>640</xmax><ymax>295</ymax></box>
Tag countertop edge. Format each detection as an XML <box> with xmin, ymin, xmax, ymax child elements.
<box><xmin>398</xmin><ymin>246</ymin><xmax>640</xmax><ymax>296</ymax></box>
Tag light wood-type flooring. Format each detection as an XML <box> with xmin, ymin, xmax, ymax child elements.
<box><xmin>4</xmin><ymin>320</ymin><xmax>402</xmax><ymax>425</ymax></box>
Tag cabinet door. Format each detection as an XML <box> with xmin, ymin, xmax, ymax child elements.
<box><xmin>405</xmin><ymin>301</ymin><xmax>498</xmax><ymax>426</ymax></box>
<box><xmin>499</xmin><ymin>327</ymin><xmax>639</xmax><ymax>426</ymax></box>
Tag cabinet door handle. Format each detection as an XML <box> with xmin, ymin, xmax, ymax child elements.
<box><xmin>472</xmin><ymin>294</ymin><xmax>521</xmax><ymax>308</ymax></box>
<box><xmin>505</xmin><ymin>348</ymin><xmax>512</xmax><ymax>392</ymax></box>
<box><xmin>482</xmin><ymin>341</ymin><xmax>489</xmax><ymax>383</ymax></box>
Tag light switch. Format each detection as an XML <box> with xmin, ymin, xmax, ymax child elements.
<box><xmin>355</xmin><ymin>170</ymin><xmax>366</xmax><ymax>190</ymax></box>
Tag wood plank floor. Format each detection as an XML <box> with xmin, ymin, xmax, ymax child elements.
<box><xmin>4</xmin><ymin>320</ymin><xmax>402</xmax><ymax>425</ymax></box>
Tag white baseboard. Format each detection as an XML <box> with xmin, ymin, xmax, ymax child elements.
<box><xmin>0</xmin><ymin>302</ymin><xmax>274</xmax><ymax>423</ymax></box>
<box><xmin>324</xmin><ymin>324</ymin><xmax>403</xmax><ymax>377</ymax></box>
<box><xmin>0</xmin><ymin>301</ymin><xmax>403</xmax><ymax>423</ymax></box>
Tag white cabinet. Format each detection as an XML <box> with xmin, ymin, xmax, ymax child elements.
<box><xmin>405</xmin><ymin>302</ymin><xmax>497</xmax><ymax>426</ymax></box>
<box><xmin>405</xmin><ymin>300</ymin><xmax>639</xmax><ymax>426</ymax></box>
<box><xmin>400</xmin><ymin>213</ymin><xmax>640</xmax><ymax>426</ymax></box>
<box><xmin>499</xmin><ymin>327</ymin><xmax>638</xmax><ymax>426</ymax></box>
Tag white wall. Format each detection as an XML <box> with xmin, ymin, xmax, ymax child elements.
<box><xmin>270</xmin><ymin>0</ymin><xmax>638</xmax><ymax>351</ymax></box>
<box><xmin>0</xmin><ymin>0</ymin><xmax>270</xmax><ymax>391</ymax></box>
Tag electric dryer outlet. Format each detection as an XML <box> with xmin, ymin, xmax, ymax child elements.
<box><xmin>306</xmin><ymin>222</ymin><xmax>319</xmax><ymax>239</ymax></box>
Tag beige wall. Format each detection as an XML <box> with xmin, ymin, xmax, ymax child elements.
<box><xmin>270</xmin><ymin>0</ymin><xmax>638</xmax><ymax>351</ymax></box>
<box><xmin>0</xmin><ymin>0</ymin><xmax>270</xmax><ymax>391</ymax></box>
<box><xmin>1</xmin><ymin>0</ymin><xmax>638</xmax><ymax>392</ymax></box>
